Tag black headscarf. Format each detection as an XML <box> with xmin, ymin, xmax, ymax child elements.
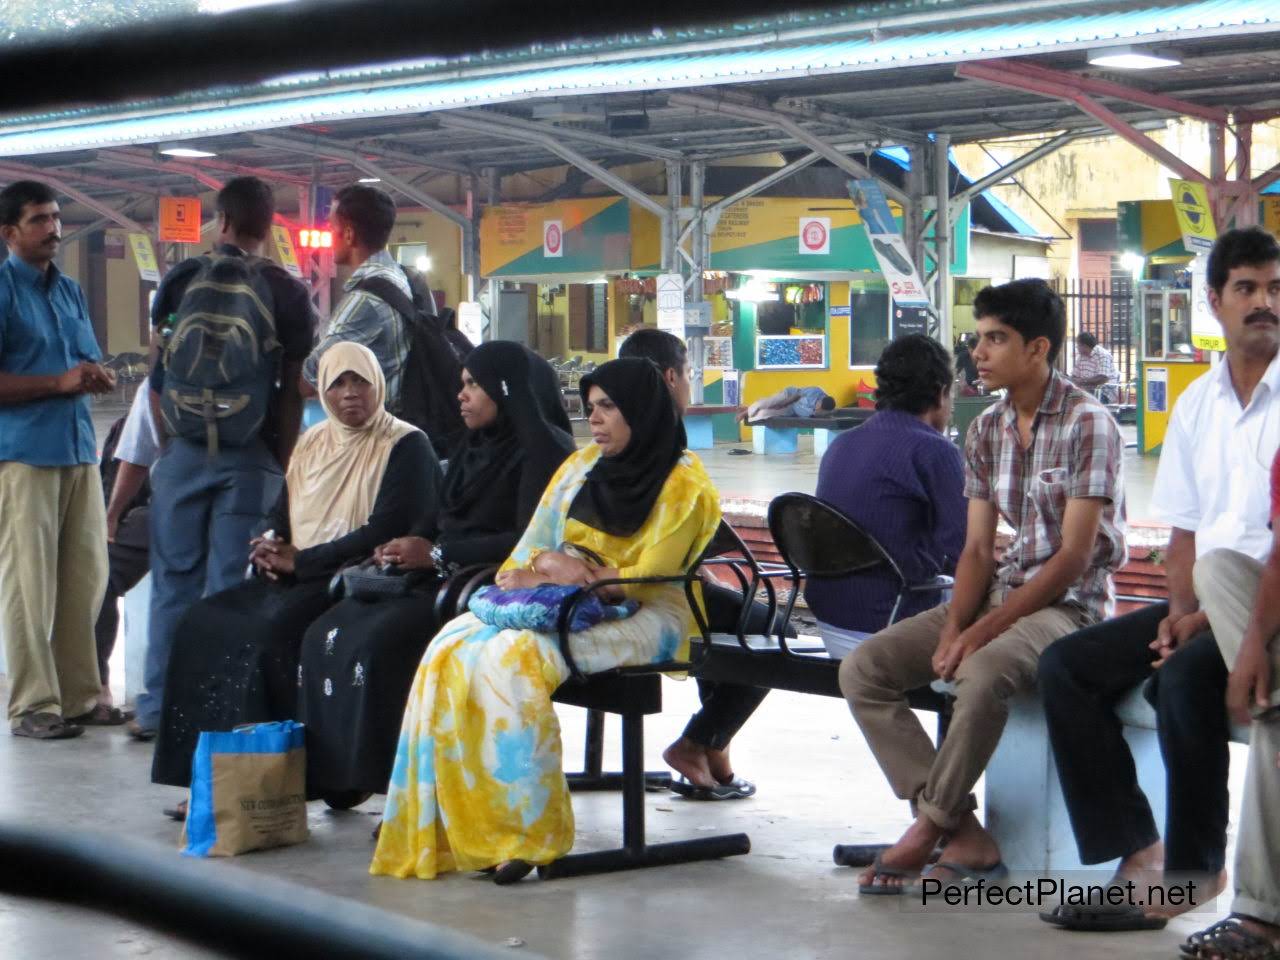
<box><xmin>440</xmin><ymin>341</ymin><xmax>573</xmax><ymax>523</ymax></box>
<box><xmin>567</xmin><ymin>357</ymin><xmax>687</xmax><ymax>538</ymax></box>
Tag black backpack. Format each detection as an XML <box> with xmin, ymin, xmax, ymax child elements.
<box><xmin>354</xmin><ymin>269</ymin><xmax>465</xmax><ymax>460</ymax></box>
<box><xmin>160</xmin><ymin>252</ymin><xmax>280</xmax><ymax>454</ymax></box>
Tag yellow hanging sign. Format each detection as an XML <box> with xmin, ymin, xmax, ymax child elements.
<box><xmin>1169</xmin><ymin>178</ymin><xmax>1216</xmax><ymax>254</ymax></box>
<box><xmin>128</xmin><ymin>232</ymin><xmax>161</xmax><ymax>283</ymax></box>
<box><xmin>272</xmin><ymin>224</ymin><xmax>303</xmax><ymax>278</ymax></box>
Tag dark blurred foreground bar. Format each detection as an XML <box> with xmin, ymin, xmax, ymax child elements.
<box><xmin>0</xmin><ymin>822</ymin><xmax>535</xmax><ymax>960</ymax></box>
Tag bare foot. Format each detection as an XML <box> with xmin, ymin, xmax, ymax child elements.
<box><xmin>663</xmin><ymin>737</ymin><xmax>716</xmax><ymax>789</ymax></box>
<box><xmin>98</xmin><ymin>684</ymin><xmax>114</xmax><ymax>710</ymax></box>
<box><xmin>858</xmin><ymin>816</ymin><xmax>945</xmax><ymax>890</ymax></box>
<box><xmin>932</xmin><ymin>813</ymin><xmax>1002</xmax><ymax>874</ymax></box>
<box><xmin>706</xmin><ymin>746</ymin><xmax>735</xmax><ymax>785</ymax></box>
<box><xmin>1113</xmin><ymin>840</ymin><xmax>1165</xmax><ymax>888</ymax></box>
<box><xmin>1145</xmin><ymin>869</ymin><xmax>1228</xmax><ymax>919</ymax></box>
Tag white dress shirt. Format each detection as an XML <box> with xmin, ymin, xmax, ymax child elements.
<box><xmin>115</xmin><ymin>383</ymin><xmax>163</xmax><ymax>468</ymax></box>
<box><xmin>1150</xmin><ymin>351</ymin><xmax>1280</xmax><ymax>561</ymax></box>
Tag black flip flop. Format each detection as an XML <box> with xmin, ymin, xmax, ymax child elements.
<box><xmin>163</xmin><ymin>801</ymin><xmax>188</xmax><ymax>822</ymax></box>
<box><xmin>833</xmin><ymin>843</ymin><xmax>944</xmax><ymax>868</ymax></box>
<box><xmin>492</xmin><ymin>860</ymin><xmax>534</xmax><ymax>885</ymax></box>
<box><xmin>922</xmin><ymin>860</ymin><xmax>1009</xmax><ymax>892</ymax></box>
<box><xmin>1040</xmin><ymin>901</ymin><xmax>1167</xmax><ymax>932</ymax></box>
<box><xmin>670</xmin><ymin>776</ymin><xmax>757</xmax><ymax>801</ymax></box>
<box><xmin>858</xmin><ymin>853</ymin><xmax>919</xmax><ymax>896</ymax></box>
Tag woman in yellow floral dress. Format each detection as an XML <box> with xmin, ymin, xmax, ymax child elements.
<box><xmin>371</xmin><ymin>357</ymin><xmax>721</xmax><ymax>883</ymax></box>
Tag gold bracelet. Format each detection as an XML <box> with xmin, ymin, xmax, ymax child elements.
<box><xmin>527</xmin><ymin>548</ymin><xmax>547</xmax><ymax>572</ymax></box>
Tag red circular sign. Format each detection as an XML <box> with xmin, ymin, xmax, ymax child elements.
<box><xmin>802</xmin><ymin>220</ymin><xmax>828</xmax><ymax>251</ymax></box>
<box><xmin>545</xmin><ymin>222</ymin><xmax>562</xmax><ymax>254</ymax></box>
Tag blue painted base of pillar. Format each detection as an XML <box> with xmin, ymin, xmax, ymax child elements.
<box><xmin>684</xmin><ymin>415</ymin><xmax>715</xmax><ymax>450</ymax></box>
<box><xmin>985</xmin><ymin>690</ymin><xmax>1166</xmax><ymax>873</ymax></box>
<box><xmin>751</xmin><ymin>425</ymin><xmax>799</xmax><ymax>455</ymax></box>
<box><xmin>813</xmin><ymin>427</ymin><xmax>851</xmax><ymax>459</ymax></box>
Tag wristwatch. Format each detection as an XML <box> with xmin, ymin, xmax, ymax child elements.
<box><xmin>429</xmin><ymin>544</ymin><xmax>446</xmax><ymax>571</ymax></box>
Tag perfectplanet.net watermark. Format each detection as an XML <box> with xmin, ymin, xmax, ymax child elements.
<box><xmin>901</xmin><ymin>875</ymin><xmax>1210</xmax><ymax>914</ymax></box>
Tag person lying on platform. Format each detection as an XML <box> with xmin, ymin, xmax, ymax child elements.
<box><xmin>841</xmin><ymin>278</ymin><xmax>1126</xmax><ymax>894</ymax></box>
<box><xmin>371</xmin><ymin>358</ymin><xmax>720</xmax><ymax>884</ymax></box>
<box><xmin>736</xmin><ymin>385</ymin><xmax>836</xmax><ymax>423</ymax></box>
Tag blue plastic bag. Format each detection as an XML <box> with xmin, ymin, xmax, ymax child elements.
<box><xmin>182</xmin><ymin>720</ymin><xmax>308</xmax><ymax>858</ymax></box>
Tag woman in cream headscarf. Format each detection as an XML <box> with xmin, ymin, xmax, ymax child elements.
<box><xmin>150</xmin><ymin>342</ymin><xmax>441</xmax><ymax>813</ymax></box>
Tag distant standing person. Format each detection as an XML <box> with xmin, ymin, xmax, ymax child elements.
<box><xmin>0</xmin><ymin>179</ymin><xmax>118</xmax><ymax>740</ymax></box>
<box><xmin>1071</xmin><ymin>331</ymin><xmax>1121</xmax><ymax>404</ymax></box>
<box><xmin>954</xmin><ymin>333</ymin><xmax>980</xmax><ymax>392</ymax></box>
<box><xmin>133</xmin><ymin>176</ymin><xmax>315</xmax><ymax>741</ymax></box>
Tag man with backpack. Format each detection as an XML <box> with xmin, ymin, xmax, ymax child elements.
<box><xmin>303</xmin><ymin>184</ymin><xmax>463</xmax><ymax>459</ymax></box>
<box><xmin>131</xmin><ymin>177</ymin><xmax>315</xmax><ymax>741</ymax></box>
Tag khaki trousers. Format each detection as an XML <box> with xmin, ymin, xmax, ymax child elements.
<box><xmin>0</xmin><ymin>462</ymin><xmax>107</xmax><ymax>726</ymax></box>
<box><xmin>839</xmin><ymin>592</ymin><xmax>1087</xmax><ymax>830</ymax></box>
<box><xmin>1194</xmin><ymin>549</ymin><xmax>1280</xmax><ymax>925</ymax></box>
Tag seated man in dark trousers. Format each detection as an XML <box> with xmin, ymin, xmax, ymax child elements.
<box><xmin>1183</xmin><ymin>448</ymin><xmax>1280</xmax><ymax>957</ymax></box>
<box><xmin>1040</xmin><ymin>227</ymin><xmax>1280</xmax><ymax>928</ymax></box>
<box><xmin>842</xmin><ymin>279</ymin><xmax>1126</xmax><ymax>892</ymax></box>
<box><xmin>620</xmin><ymin>327</ymin><xmax>781</xmax><ymax>800</ymax></box>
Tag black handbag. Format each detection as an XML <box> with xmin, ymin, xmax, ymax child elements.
<box><xmin>338</xmin><ymin>562</ymin><xmax>424</xmax><ymax>601</ymax></box>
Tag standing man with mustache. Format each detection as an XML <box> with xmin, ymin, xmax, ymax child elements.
<box><xmin>1040</xmin><ymin>226</ymin><xmax>1280</xmax><ymax>931</ymax></box>
<box><xmin>0</xmin><ymin>180</ymin><xmax>118</xmax><ymax>740</ymax></box>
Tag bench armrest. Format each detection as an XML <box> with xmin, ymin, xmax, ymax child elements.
<box><xmin>555</xmin><ymin>570</ymin><xmax>709</xmax><ymax>684</ymax></box>
<box><xmin>434</xmin><ymin>563</ymin><xmax>500</xmax><ymax>624</ymax></box>
<box><xmin>905</xmin><ymin>575</ymin><xmax>954</xmax><ymax>594</ymax></box>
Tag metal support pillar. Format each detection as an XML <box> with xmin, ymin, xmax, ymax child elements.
<box><xmin>687</xmin><ymin>160</ymin><xmax>706</xmax><ymax>404</ymax></box>
<box><xmin>662</xmin><ymin>161</ymin><xmax>682</xmax><ymax>274</ymax></box>
<box><xmin>465</xmin><ymin>175</ymin><xmax>481</xmax><ymax>302</ymax></box>
<box><xmin>904</xmin><ymin>145</ymin><xmax>927</xmax><ymax>290</ymax></box>
<box><xmin>933</xmin><ymin>133</ymin><xmax>952</xmax><ymax>349</ymax></box>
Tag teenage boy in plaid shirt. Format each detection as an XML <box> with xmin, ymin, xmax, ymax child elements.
<box><xmin>841</xmin><ymin>278</ymin><xmax>1126</xmax><ymax>893</ymax></box>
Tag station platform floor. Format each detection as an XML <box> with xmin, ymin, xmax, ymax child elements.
<box><xmin>0</xmin><ymin>672</ymin><xmax>1240</xmax><ymax>960</ymax></box>
<box><xmin>0</xmin><ymin>404</ymin><xmax>1204</xmax><ymax>959</ymax></box>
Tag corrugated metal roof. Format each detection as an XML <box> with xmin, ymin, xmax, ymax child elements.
<box><xmin>1</xmin><ymin>0</ymin><xmax>1275</xmax><ymax>156</ymax></box>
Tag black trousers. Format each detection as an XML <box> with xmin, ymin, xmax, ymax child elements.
<box><xmin>681</xmin><ymin>582</ymin><xmax>784</xmax><ymax>751</ymax></box>
<box><xmin>1038</xmin><ymin>602</ymin><xmax>1230</xmax><ymax>873</ymax></box>
<box><xmin>92</xmin><ymin>540</ymin><xmax>150</xmax><ymax>687</ymax></box>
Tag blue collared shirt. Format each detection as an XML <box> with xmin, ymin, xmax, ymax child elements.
<box><xmin>808</xmin><ymin>408</ymin><xmax>967</xmax><ymax>632</ymax></box>
<box><xmin>0</xmin><ymin>254</ymin><xmax>100</xmax><ymax>466</ymax></box>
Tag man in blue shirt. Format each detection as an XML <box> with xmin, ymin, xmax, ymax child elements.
<box><xmin>809</xmin><ymin>334</ymin><xmax>967</xmax><ymax>658</ymax></box>
<box><xmin>0</xmin><ymin>179</ymin><xmax>119</xmax><ymax>740</ymax></box>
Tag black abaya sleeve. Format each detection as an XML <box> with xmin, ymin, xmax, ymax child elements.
<box><xmin>293</xmin><ymin>431</ymin><xmax>442</xmax><ymax>580</ymax></box>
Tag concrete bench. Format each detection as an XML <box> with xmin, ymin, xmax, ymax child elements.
<box><xmin>682</xmin><ymin>405</ymin><xmax>742</xmax><ymax>450</ymax></box>
<box><xmin>748</xmin><ymin>411</ymin><xmax>872</xmax><ymax>456</ymax></box>
<box><xmin>986</xmin><ymin>682</ymin><xmax>1250</xmax><ymax>872</ymax></box>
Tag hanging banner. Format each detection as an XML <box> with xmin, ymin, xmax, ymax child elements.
<box><xmin>1169</xmin><ymin>178</ymin><xmax>1216</xmax><ymax>255</ymax></box>
<box><xmin>1190</xmin><ymin>253</ymin><xmax>1226</xmax><ymax>352</ymax></box>
<box><xmin>798</xmin><ymin>216</ymin><xmax>831</xmax><ymax>255</ymax></box>
<box><xmin>158</xmin><ymin>196</ymin><xmax>202</xmax><ymax>244</ymax></box>
<box><xmin>656</xmin><ymin>272</ymin><xmax>685</xmax><ymax>340</ymax></box>
<box><xmin>849</xmin><ymin>179</ymin><xmax>931</xmax><ymax>309</ymax></box>
<box><xmin>272</xmin><ymin>224</ymin><xmax>302</xmax><ymax>278</ymax></box>
<box><xmin>542</xmin><ymin>220</ymin><xmax>564</xmax><ymax>258</ymax></box>
<box><xmin>128</xmin><ymin>233</ymin><xmax>161</xmax><ymax>283</ymax></box>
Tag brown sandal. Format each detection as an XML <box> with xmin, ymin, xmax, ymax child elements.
<box><xmin>68</xmin><ymin>704</ymin><xmax>133</xmax><ymax>726</ymax></box>
<box><xmin>13</xmin><ymin>712</ymin><xmax>84</xmax><ymax>740</ymax></box>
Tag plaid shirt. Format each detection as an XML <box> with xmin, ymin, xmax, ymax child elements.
<box><xmin>1073</xmin><ymin>345</ymin><xmax>1120</xmax><ymax>403</ymax></box>
<box><xmin>964</xmin><ymin>370</ymin><xmax>1127</xmax><ymax>624</ymax></box>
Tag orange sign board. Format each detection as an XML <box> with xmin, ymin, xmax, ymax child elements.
<box><xmin>158</xmin><ymin>196</ymin><xmax>202</xmax><ymax>243</ymax></box>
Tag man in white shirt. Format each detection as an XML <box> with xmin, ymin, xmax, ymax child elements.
<box><xmin>1039</xmin><ymin>227</ymin><xmax>1280</xmax><ymax>930</ymax></box>
<box><xmin>1071</xmin><ymin>332</ymin><xmax>1121</xmax><ymax>404</ymax></box>
<box><xmin>93</xmin><ymin>383</ymin><xmax>161</xmax><ymax>712</ymax></box>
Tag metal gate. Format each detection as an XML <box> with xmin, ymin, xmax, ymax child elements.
<box><xmin>1053</xmin><ymin>277</ymin><xmax>1135</xmax><ymax>403</ymax></box>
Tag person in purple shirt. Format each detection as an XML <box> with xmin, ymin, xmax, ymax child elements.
<box><xmin>809</xmin><ymin>334</ymin><xmax>966</xmax><ymax>659</ymax></box>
